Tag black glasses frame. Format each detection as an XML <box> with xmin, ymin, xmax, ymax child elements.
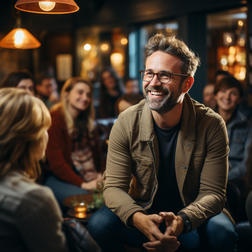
<box><xmin>139</xmin><ymin>70</ymin><xmax>189</xmax><ymax>83</ymax></box>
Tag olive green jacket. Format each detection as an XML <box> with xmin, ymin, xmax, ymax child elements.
<box><xmin>103</xmin><ymin>93</ymin><xmax>233</xmax><ymax>230</ymax></box>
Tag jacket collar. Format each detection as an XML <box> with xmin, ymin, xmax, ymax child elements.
<box><xmin>228</xmin><ymin>109</ymin><xmax>248</xmax><ymax>128</ymax></box>
<box><xmin>139</xmin><ymin>101</ymin><xmax>155</xmax><ymax>141</ymax></box>
<box><xmin>180</xmin><ymin>93</ymin><xmax>196</xmax><ymax>141</ymax></box>
<box><xmin>139</xmin><ymin>93</ymin><xmax>196</xmax><ymax>141</ymax></box>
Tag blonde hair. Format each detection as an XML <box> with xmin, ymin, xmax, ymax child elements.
<box><xmin>51</xmin><ymin>77</ymin><xmax>95</xmax><ymax>135</ymax></box>
<box><xmin>0</xmin><ymin>88</ymin><xmax>51</xmax><ymax>179</ymax></box>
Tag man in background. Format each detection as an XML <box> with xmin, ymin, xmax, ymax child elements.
<box><xmin>35</xmin><ymin>71</ymin><xmax>58</xmax><ymax>109</ymax></box>
<box><xmin>203</xmin><ymin>83</ymin><xmax>216</xmax><ymax>109</ymax></box>
<box><xmin>125</xmin><ymin>78</ymin><xmax>140</xmax><ymax>94</ymax></box>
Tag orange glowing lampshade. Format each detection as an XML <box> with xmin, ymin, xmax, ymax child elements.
<box><xmin>15</xmin><ymin>0</ymin><xmax>79</xmax><ymax>14</ymax></box>
<box><xmin>0</xmin><ymin>28</ymin><xmax>41</xmax><ymax>49</ymax></box>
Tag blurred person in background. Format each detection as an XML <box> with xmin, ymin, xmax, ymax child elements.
<box><xmin>202</xmin><ymin>83</ymin><xmax>216</xmax><ymax>109</ymax></box>
<box><xmin>35</xmin><ymin>71</ymin><xmax>57</xmax><ymax>109</ymax></box>
<box><xmin>0</xmin><ymin>69</ymin><xmax>35</xmax><ymax>96</ymax></box>
<box><xmin>125</xmin><ymin>78</ymin><xmax>140</xmax><ymax>94</ymax></box>
<box><xmin>42</xmin><ymin>77</ymin><xmax>105</xmax><ymax>214</ymax></box>
<box><xmin>239</xmin><ymin>86</ymin><xmax>252</xmax><ymax>121</ymax></box>
<box><xmin>214</xmin><ymin>76</ymin><xmax>252</xmax><ymax>180</ymax></box>
<box><xmin>215</xmin><ymin>69</ymin><xmax>231</xmax><ymax>83</ymax></box>
<box><xmin>98</xmin><ymin>67</ymin><xmax>124</xmax><ymax>118</ymax></box>
<box><xmin>0</xmin><ymin>88</ymin><xmax>68</xmax><ymax>252</ymax></box>
<box><xmin>49</xmin><ymin>77</ymin><xmax>60</xmax><ymax>104</ymax></box>
<box><xmin>115</xmin><ymin>93</ymin><xmax>143</xmax><ymax>115</ymax></box>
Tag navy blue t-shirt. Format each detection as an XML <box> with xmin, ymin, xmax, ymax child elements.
<box><xmin>147</xmin><ymin>121</ymin><xmax>184</xmax><ymax>214</ymax></box>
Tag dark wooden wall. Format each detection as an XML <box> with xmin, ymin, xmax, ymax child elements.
<box><xmin>0</xmin><ymin>0</ymin><xmax>246</xmax><ymax>100</ymax></box>
<box><xmin>0</xmin><ymin>0</ymin><xmax>245</xmax><ymax>33</ymax></box>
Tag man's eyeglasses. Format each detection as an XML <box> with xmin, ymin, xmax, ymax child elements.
<box><xmin>139</xmin><ymin>70</ymin><xmax>190</xmax><ymax>84</ymax></box>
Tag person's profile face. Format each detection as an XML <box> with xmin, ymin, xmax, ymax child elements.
<box><xmin>203</xmin><ymin>84</ymin><xmax>216</xmax><ymax>109</ymax></box>
<box><xmin>17</xmin><ymin>79</ymin><xmax>35</xmax><ymax>96</ymax></box>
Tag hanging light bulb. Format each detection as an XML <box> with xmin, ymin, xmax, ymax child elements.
<box><xmin>15</xmin><ymin>0</ymin><xmax>79</xmax><ymax>14</ymax></box>
<box><xmin>14</xmin><ymin>30</ymin><xmax>25</xmax><ymax>48</ymax></box>
<box><xmin>39</xmin><ymin>1</ymin><xmax>56</xmax><ymax>12</ymax></box>
<box><xmin>0</xmin><ymin>28</ymin><xmax>41</xmax><ymax>49</ymax></box>
<box><xmin>0</xmin><ymin>14</ymin><xmax>41</xmax><ymax>49</ymax></box>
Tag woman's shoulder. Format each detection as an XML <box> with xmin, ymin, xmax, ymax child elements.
<box><xmin>50</xmin><ymin>108</ymin><xmax>66</xmax><ymax>127</ymax></box>
<box><xmin>0</xmin><ymin>172</ymin><xmax>55</xmax><ymax>214</ymax></box>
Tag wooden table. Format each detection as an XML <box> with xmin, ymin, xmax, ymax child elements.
<box><xmin>62</xmin><ymin>194</ymin><xmax>95</xmax><ymax>223</ymax></box>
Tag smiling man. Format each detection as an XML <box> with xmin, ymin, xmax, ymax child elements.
<box><xmin>88</xmin><ymin>34</ymin><xmax>237</xmax><ymax>252</ymax></box>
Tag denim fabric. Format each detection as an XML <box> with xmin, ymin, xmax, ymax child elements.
<box><xmin>44</xmin><ymin>174</ymin><xmax>88</xmax><ymax>216</ymax></box>
<box><xmin>227</xmin><ymin>110</ymin><xmax>252</xmax><ymax>180</ymax></box>
<box><xmin>88</xmin><ymin>206</ymin><xmax>237</xmax><ymax>252</ymax></box>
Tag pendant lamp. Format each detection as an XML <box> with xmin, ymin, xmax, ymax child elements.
<box><xmin>0</xmin><ymin>18</ymin><xmax>41</xmax><ymax>49</ymax></box>
<box><xmin>15</xmin><ymin>0</ymin><xmax>79</xmax><ymax>14</ymax></box>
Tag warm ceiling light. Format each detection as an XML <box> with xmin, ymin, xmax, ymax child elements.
<box><xmin>238</xmin><ymin>20</ymin><xmax>244</xmax><ymax>26</ymax></box>
<box><xmin>84</xmin><ymin>44</ymin><xmax>91</xmax><ymax>51</ymax></box>
<box><xmin>101</xmin><ymin>44</ymin><xmax>108</xmax><ymax>51</ymax></box>
<box><xmin>0</xmin><ymin>28</ymin><xmax>41</xmax><ymax>49</ymax></box>
<box><xmin>39</xmin><ymin>1</ymin><xmax>56</xmax><ymax>11</ymax></box>
<box><xmin>121</xmin><ymin>38</ymin><xmax>128</xmax><ymax>45</ymax></box>
<box><xmin>15</xmin><ymin>0</ymin><xmax>79</xmax><ymax>14</ymax></box>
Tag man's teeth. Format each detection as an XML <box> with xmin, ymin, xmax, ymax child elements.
<box><xmin>151</xmin><ymin>91</ymin><xmax>164</xmax><ymax>95</ymax></box>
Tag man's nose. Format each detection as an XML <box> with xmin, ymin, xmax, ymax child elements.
<box><xmin>149</xmin><ymin>74</ymin><xmax>161</xmax><ymax>87</ymax></box>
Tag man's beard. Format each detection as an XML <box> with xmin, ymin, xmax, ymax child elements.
<box><xmin>144</xmin><ymin>86</ymin><xmax>180</xmax><ymax>114</ymax></box>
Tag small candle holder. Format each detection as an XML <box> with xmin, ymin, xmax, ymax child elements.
<box><xmin>74</xmin><ymin>202</ymin><xmax>88</xmax><ymax>218</ymax></box>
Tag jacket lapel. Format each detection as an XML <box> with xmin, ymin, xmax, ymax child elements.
<box><xmin>175</xmin><ymin>94</ymin><xmax>196</xmax><ymax>204</ymax></box>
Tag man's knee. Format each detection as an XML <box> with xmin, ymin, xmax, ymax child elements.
<box><xmin>205</xmin><ymin>213</ymin><xmax>237</xmax><ymax>250</ymax></box>
<box><xmin>206</xmin><ymin>213</ymin><xmax>235</xmax><ymax>237</ymax></box>
<box><xmin>88</xmin><ymin>206</ymin><xmax>120</xmax><ymax>239</ymax></box>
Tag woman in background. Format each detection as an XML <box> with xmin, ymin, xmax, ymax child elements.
<box><xmin>42</xmin><ymin>77</ymin><xmax>105</xmax><ymax>213</ymax></box>
<box><xmin>0</xmin><ymin>88</ymin><xmax>68</xmax><ymax>252</ymax></box>
<box><xmin>98</xmin><ymin>67</ymin><xmax>124</xmax><ymax>118</ymax></box>
<box><xmin>0</xmin><ymin>69</ymin><xmax>35</xmax><ymax>95</ymax></box>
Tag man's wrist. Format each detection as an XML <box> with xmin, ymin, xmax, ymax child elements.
<box><xmin>129</xmin><ymin>211</ymin><xmax>146</xmax><ymax>227</ymax></box>
<box><xmin>177</xmin><ymin>212</ymin><xmax>192</xmax><ymax>234</ymax></box>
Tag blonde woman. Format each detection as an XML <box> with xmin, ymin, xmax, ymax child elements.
<box><xmin>42</xmin><ymin>77</ymin><xmax>105</xmax><ymax>213</ymax></box>
<box><xmin>0</xmin><ymin>88</ymin><xmax>68</xmax><ymax>252</ymax></box>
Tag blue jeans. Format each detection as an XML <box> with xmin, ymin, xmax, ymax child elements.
<box><xmin>88</xmin><ymin>206</ymin><xmax>237</xmax><ymax>252</ymax></box>
<box><xmin>44</xmin><ymin>174</ymin><xmax>88</xmax><ymax>216</ymax></box>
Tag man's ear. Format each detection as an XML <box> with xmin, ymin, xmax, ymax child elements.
<box><xmin>182</xmin><ymin>76</ymin><xmax>194</xmax><ymax>93</ymax></box>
